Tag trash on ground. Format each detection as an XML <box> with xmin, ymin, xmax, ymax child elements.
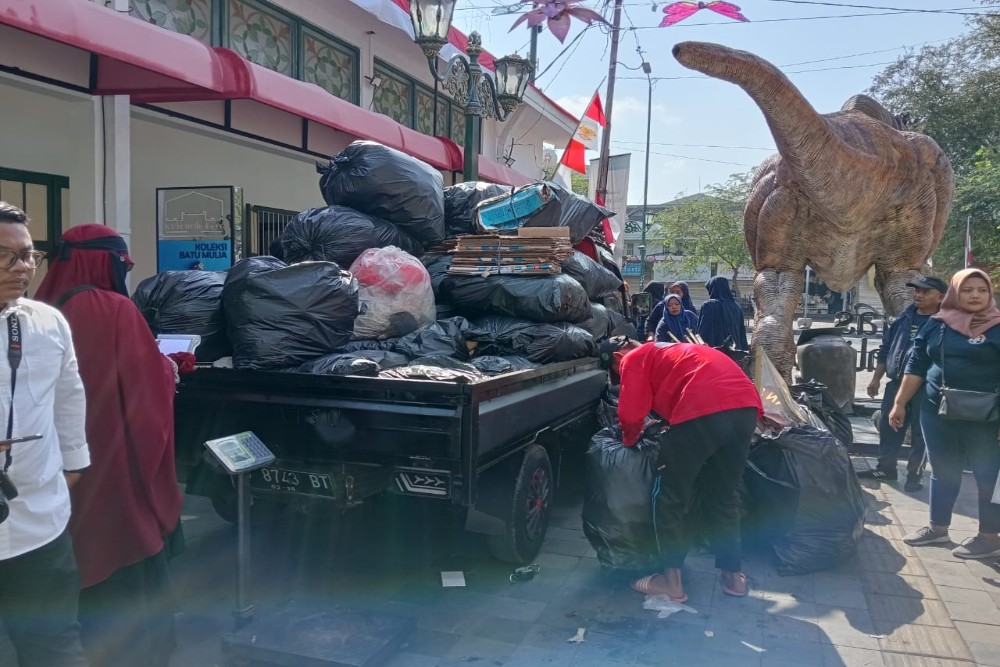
<box><xmin>704</xmin><ymin>630</ymin><xmax>714</xmax><ymax>638</ymax></box>
<box><xmin>510</xmin><ymin>564</ymin><xmax>541</xmax><ymax>583</ymax></box>
<box><xmin>440</xmin><ymin>571</ymin><xmax>466</xmax><ymax>587</ymax></box>
<box><xmin>642</xmin><ymin>595</ymin><xmax>698</xmax><ymax>619</ymax></box>
<box><xmin>567</xmin><ymin>628</ymin><xmax>587</xmax><ymax>643</ymax></box>
<box><xmin>741</xmin><ymin>641</ymin><xmax>766</xmax><ymax>653</ymax></box>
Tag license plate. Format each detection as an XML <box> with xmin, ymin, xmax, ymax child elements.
<box><xmin>251</xmin><ymin>467</ymin><xmax>336</xmax><ymax>498</ymax></box>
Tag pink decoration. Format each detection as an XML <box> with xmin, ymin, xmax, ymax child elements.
<box><xmin>510</xmin><ymin>0</ymin><xmax>609</xmax><ymax>43</ymax></box>
<box><xmin>659</xmin><ymin>1</ymin><xmax>749</xmax><ymax>27</ymax></box>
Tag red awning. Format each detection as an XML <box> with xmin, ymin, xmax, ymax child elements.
<box><xmin>0</xmin><ymin>0</ymin><xmax>226</xmax><ymax>99</ymax></box>
<box><xmin>0</xmin><ymin>0</ymin><xmax>536</xmax><ymax>185</ymax></box>
<box><xmin>478</xmin><ymin>158</ymin><xmax>533</xmax><ymax>187</ymax></box>
<box><xmin>206</xmin><ymin>49</ymin><xmax>462</xmax><ymax>172</ymax></box>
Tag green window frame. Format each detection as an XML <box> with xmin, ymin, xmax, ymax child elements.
<box><xmin>0</xmin><ymin>167</ymin><xmax>68</xmax><ymax>259</ymax></box>
<box><xmin>132</xmin><ymin>0</ymin><xmax>360</xmax><ymax>104</ymax></box>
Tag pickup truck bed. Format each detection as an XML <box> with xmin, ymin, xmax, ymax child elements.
<box><xmin>175</xmin><ymin>358</ymin><xmax>607</xmax><ymax>562</ymax></box>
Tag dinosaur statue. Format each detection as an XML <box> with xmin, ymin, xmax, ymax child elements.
<box><xmin>672</xmin><ymin>41</ymin><xmax>954</xmax><ymax>381</ymax></box>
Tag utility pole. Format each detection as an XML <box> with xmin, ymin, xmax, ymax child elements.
<box><xmin>639</xmin><ymin>60</ymin><xmax>651</xmax><ymax>291</ymax></box>
<box><xmin>594</xmin><ymin>0</ymin><xmax>623</xmax><ymax>211</ymax></box>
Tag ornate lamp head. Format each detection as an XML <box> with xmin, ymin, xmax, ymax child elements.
<box><xmin>493</xmin><ymin>53</ymin><xmax>533</xmax><ymax>114</ymax></box>
<box><xmin>409</xmin><ymin>0</ymin><xmax>457</xmax><ymax>59</ymax></box>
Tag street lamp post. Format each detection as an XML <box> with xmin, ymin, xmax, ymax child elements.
<box><xmin>640</xmin><ymin>60</ymin><xmax>652</xmax><ymax>292</ymax></box>
<box><xmin>408</xmin><ymin>0</ymin><xmax>533</xmax><ymax>182</ymax></box>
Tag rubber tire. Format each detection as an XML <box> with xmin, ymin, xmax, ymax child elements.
<box><xmin>487</xmin><ymin>444</ymin><xmax>553</xmax><ymax>564</ymax></box>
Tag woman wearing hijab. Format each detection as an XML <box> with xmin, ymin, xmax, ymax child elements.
<box><xmin>35</xmin><ymin>225</ymin><xmax>182</xmax><ymax>667</ymax></box>
<box><xmin>644</xmin><ymin>282</ymin><xmax>698</xmax><ymax>340</ymax></box>
<box><xmin>655</xmin><ymin>294</ymin><xmax>699</xmax><ymax>343</ymax></box>
<box><xmin>890</xmin><ymin>269</ymin><xmax>1000</xmax><ymax>559</ymax></box>
<box><xmin>698</xmin><ymin>276</ymin><xmax>748</xmax><ymax>349</ymax></box>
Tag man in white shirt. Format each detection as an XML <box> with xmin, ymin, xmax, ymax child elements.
<box><xmin>0</xmin><ymin>202</ymin><xmax>90</xmax><ymax>667</ymax></box>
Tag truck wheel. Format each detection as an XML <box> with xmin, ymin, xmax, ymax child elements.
<box><xmin>487</xmin><ymin>444</ymin><xmax>553</xmax><ymax>564</ymax></box>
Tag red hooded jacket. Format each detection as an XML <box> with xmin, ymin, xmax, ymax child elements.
<box><xmin>35</xmin><ymin>225</ymin><xmax>181</xmax><ymax>588</ymax></box>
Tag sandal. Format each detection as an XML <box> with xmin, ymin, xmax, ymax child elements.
<box><xmin>630</xmin><ymin>574</ymin><xmax>688</xmax><ymax>603</ymax></box>
<box><xmin>719</xmin><ymin>571</ymin><xmax>748</xmax><ymax>598</ymax></box>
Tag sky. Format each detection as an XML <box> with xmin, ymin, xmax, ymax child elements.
<box><xmin>450</xmin><ymin>0</ymin><xmax>978</xmax><ymax>205</ymax></box>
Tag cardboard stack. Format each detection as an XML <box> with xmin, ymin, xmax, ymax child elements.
<box><xmin>446</xmin><ymin>228</ymin><xmax>573</xmax><ymax>276</ymax></box>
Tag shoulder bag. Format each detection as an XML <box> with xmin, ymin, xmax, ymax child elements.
<box><xmin>937</xmin><ymin>323</ymin><xmax>1000</xmax><ymax>422</ymax></box>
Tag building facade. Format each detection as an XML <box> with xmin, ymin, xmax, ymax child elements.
<box><xmin>0</xmin><ymin>0</ymin><xmax>576</xmax><ymax>288</ymax></box>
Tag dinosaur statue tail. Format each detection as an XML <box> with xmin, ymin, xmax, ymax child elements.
<box><xmin>671</xmin><ymin>42</ymin><xmax>873</xmax><ymax>193</ymax></box>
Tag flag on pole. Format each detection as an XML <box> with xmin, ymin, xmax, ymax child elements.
<box><xmin>966</xmin><ymin>216</ymin><xmax>973</xmax><ymax>268</ymax></box>
<box><xmin>552</xmin><ymin>92</ymin><xmax>606</xmax><ymax>189</ymax></box>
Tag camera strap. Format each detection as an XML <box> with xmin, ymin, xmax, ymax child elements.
<box><xmin>5</xmin><ymin>314</ymin><xmax>21</xmax><ymax>473</ymax></box>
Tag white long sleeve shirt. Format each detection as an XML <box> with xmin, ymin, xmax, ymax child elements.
<box><xmin>0</xmin><ymin>298</ymin><xmax>89</xmax><ymax>560</ymax></box>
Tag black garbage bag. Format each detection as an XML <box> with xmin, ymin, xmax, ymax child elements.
<box><xmin>390</xmin><ymin>316</ymin><xmax>492</xmax><ymax>361</ymax></box>
<box><xmin>132</xmin><ymin>271</ymin><xmax>229</xmax><ymax>362</ymax></box>
<box><xmin>560</xmin><ymin>252</ymin><xmax>622</xmax><ymax>301</ymax></box>
<box><xmin>742</xmin><ymin>426</ymin><xmax>866</xmax><ymax>576</ymax></box>
<box><xmin>223</xmin><ymin>257</ymin><xmax>359</xmax><ymax>370</ymax></box>
<box><xmin>297</xmin><ymin>350</ymin><xmax>410</xmax><ymax>376</ymax></box>
<box><xmin>317</xmin><ymin>141</ymin><xmax>445</xmax><ymax>246</ymax></box>
<box><xmin>339</xmin><ymin>339</ymin><xmax>398</xmax><ymax>354</ymax></box>
<box><xmin>607</xmin><ymin>308</ymin><xmax>635</xmax><ymax>339</ymax></box>
<box><xmin>444</xmin><ymin>273</ymin><xmax>590</xmax><ymax>324</ymax></box>
<box><xmin>578</xmin><ymin>302</ymin><xmax>613</xmax><ymax>342</ymax></box>
<box><xmin>792</xmin><ymin>381</ymin><xmax>854</xmax><ymax>447</ymax></box>
<box><xmin>443</xmin><ymin>182</ymin><xmax>510</xmax><ymax>237</ymax></box>
<box><xmin>423</xmin><ymin>254</ymin><xmax>452</xmax><ymax>296</ymax></box>
<box><xmin>380</xmin><ymin>365</ymin><xmax>483</xmax><ymax>383</ymax></box>
<box><xmin>597</xmin><ymin>383</ymin><xmax>620</xmax><ymax>429</ymax></box>
<box><xmin>582</xmin><ymin>425</ymin><xmax>662</xmax><ymax>571</ymax></box>
<box><xmin>469</xmin><ymin>355</ymin><xmax>539</xmax><ymax>375</ymax></box>
<box><xmin>472</xmin><ymin>315</ymin><xmax>597</xmax><ymax>364</ymax></box>
<box><xmin>282</xmin><ymin>206</ymin><xmax>423</xmax><ymax>268</ymax></box>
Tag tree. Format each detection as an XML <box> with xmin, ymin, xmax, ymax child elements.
<box><xmin>868</xmin><ymin>4</ymin><xmax>1000</xmax><ymax>274</ymax></box>
<box><xmin>570</xmin><ymin>172</ymin><xmax>589</xmax><ymax>197</ymax></box>
<box><xmin>652</xmin><ymin>172</ymin><xmax>753</xmax><ymax>293</ymax></box>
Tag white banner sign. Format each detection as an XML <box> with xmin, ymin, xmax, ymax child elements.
<box><xmin>588</xmin><ymin>154</ymin><xmax>631</xmax><ymax>264</ymax></box>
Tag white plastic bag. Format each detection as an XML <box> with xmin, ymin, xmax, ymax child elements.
<box><xmin>349</xmin><ymin>246</ymin><xmax>435</xmax><ymax>340</ymax></box>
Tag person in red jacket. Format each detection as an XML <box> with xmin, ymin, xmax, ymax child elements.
<box><xmin>608</xmin><ymin>339</ymin><xmax>762</xmax><ymax>602</ymax></box>
<box><xmin>35</xmin><ymin>225</ymin><xmax>182</xmax><ymax>667</ymax></box>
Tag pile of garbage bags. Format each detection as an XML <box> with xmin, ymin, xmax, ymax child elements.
<box><xmin>132</xmin><ymin>270</ymin><xmax>229</xmax><ymax>362</ymax></box>
<box><xmin>582</xmin><ymin>350</ymin><xmax>865</xmax><ymax>577</ymax></box>
<box><xmin>138</xmin><ymin>141</ymin><xmax>629</xmax><ymax>381</ymax></box>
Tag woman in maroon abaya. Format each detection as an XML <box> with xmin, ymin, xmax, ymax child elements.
<box><xmin>35</xmin><ymin>224</ymin><xmax>182</xmax><ymax>667</ymax></box>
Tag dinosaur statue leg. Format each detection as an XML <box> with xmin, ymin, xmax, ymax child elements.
<box><xmin>753</xmin><ymin>267</ymin><xmax>805</xmax><ymax>383</ymax></box>
<box><xmin>874</xmin><ymin>265</ymin><xmax>919</xmax><ymax>317</ymax></box>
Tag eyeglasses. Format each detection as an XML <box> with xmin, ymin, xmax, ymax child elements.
<box><xmin>0</xmin><ymin>250</ymin><xmax>45</xmax><ymax>270</ymax></box>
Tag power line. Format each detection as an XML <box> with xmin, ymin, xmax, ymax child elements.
<box><xmin>611</xmin><ymin>143</ymin><xmax>756</xmax><ymax>166</ymax></box>
<box><xmin>627</xmin><ymin>7</ymin><xmax>993</xmax><ymax>28</ymax></box>
<box><xmin>619</xmin><ymin>58</ymin><xmax>899</xmax><ymax>80</ymax></box>
<box><xmin>614</xmin><ymin>140</ymin><xmax>776</xmax><ymax>151</ymax></box>
<box><xmin>764</xmin><ymin>0</ymin><xmax>988</xmax><ymax>15</ymax></box>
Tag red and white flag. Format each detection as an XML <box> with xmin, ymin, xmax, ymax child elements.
<box><xmin>965</xmin><ymin>217</ymin><xmax>974</xmax><ymax>268</ymax></box>
<box><xmin>553</xmin><ymin>92</ymin><xmax>606</xmax><ymax>187</ymax></box>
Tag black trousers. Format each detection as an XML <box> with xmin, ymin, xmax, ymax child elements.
<box><xmin>653</xmin><ymin>408</ymin><xmax>758</xmax><ymax>572</ymax></box>
<box><xmin>0</xmin><ymin>530</ymin><xmax>88</xmax><ymax>667</ymax></box>
<box><xmin>79</xmin><ymin>548</ymin><xmax>176</xmax><ymax>667</ymax></box>
<box><xmin>877</xmin><ymin>380</ymin><xmax>927</xmax><ymax>477</ymax></box>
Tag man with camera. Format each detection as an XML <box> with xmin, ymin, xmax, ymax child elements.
<box><xmin>0</xmin><ymin>202</ymin><xmax>90</xmax><ymax>667</ymax></box>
